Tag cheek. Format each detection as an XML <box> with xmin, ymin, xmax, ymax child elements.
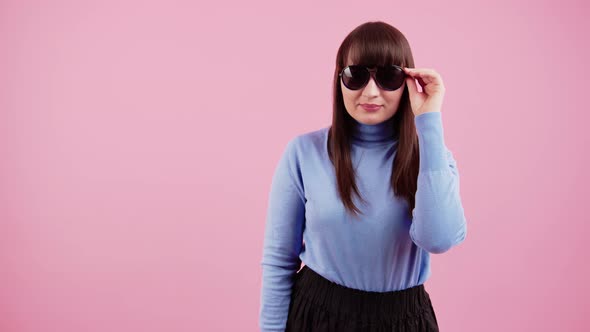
<box><xmin>341</xmin><ymin>89</ymin><xmax>355</xmax><ymax>104</ymax></box>
<box><xmin>385</xmin><ymin>91</ymin><xmax>404</xmax><ymax>104</ymax></box>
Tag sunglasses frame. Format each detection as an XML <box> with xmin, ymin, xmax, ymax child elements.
<box><xmin>339</xmin><ymin>64</ymin><xmax>406</xmax><ymax>91</ymax></box>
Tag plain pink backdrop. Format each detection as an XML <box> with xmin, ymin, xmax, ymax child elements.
<box><xmin>1</xmin><ymin>0</ymin><xmax>588</xmax><ymax>331</ymax></box>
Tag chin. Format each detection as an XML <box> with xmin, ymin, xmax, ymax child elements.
<box><xmin>359</xmin><ymin>114</ymin><xmax>382</xmax><ymax>123</ymax></box>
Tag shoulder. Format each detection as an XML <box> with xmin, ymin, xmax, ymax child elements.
<box><xmin>287</xmin><ymin>126</ymin><xmax>330</xmax><ymax>153</ymax></box>
<box><xmin>275</xmin><ymin>127</ymin><xmax>329</xmax><ymax>196</ymax></box>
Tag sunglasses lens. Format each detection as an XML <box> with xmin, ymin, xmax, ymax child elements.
<box><xmin>341</xmin><ymin>66</ymin><xmax>369</xmax><ymax>90</ymax></box>
<box><xmin>376</xmin><ymin>66</ymin><xmax>405</xmax><ymax>90</ymax></box>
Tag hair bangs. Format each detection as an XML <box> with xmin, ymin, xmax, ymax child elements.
<box><xmin>344</xmin><ymin>31</ymin><xmax>406</xmax><ymax>68</ymax></box>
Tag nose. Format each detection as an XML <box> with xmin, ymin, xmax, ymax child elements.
<box><xmin>362</xmin><ymin>74</ymin><xmax>380</xmax><ymax>96</ymax></box>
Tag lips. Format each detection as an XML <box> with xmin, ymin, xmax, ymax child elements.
<box><xmin>360</xmin><ymin>104</ymin><xmax>381</xmax><ymax>111</ymax></box>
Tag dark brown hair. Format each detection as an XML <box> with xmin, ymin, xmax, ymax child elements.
<box><xmin>328</xmin><ymin>21</ymin><xmax>419</xmax><ymax>220</ymax></box>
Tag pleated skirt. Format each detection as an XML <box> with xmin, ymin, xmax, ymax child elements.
<box><xmin>285</xmin><ymin>265</ymin><xmax>439</xmax><ymax>332</ymax></box>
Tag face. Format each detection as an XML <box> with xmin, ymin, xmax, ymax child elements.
<box><xmin>340</xmin><ymin>58</ymin><xmax>406</xmax><ymax>125</ymax></box>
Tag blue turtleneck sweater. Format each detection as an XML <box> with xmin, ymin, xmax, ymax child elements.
<box><xmin>259</xmin><ymin>111</ymin><xmax>467</xmax><ymax>332</ymax></box>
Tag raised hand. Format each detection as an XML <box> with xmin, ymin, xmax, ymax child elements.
<box><xmin>403</xmin><ymin>67</ymin><xmax>446</xmax><ymax>116</ymax></box>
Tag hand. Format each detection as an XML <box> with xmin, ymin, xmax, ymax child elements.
<box><xmin>403</xmin><ymin>67</ymin><xmax>446</xmax><ymax>116</ymax></box>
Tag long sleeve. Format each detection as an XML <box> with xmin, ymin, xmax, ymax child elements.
<box><xmin>410</xmin><ymin>111</ymin><xmax>467</xmax><ymax>254</ymax></box>
<box><xmin>259</xmin><ymin>136</ymin><xmax>306</xmax><ymax>332</ymax></box>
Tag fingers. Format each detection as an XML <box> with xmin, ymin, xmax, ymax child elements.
<box><xmin>405</xmin><ymin>74</ymin><xmax>418</xmax><ymax>94</ymax></box>
<box><xmin>404</xmin><ymin>68</ymin><xmax>437</xmax><ymax>81</ymax></box>
<box><xmin>416</xmin><ymin>76</ymin><xmax>428</xmax><ymax>90</ymax></box>
<box><xmin>403</xmin><ymin>67</ymin><xmax>437</xmax><ymax>76</ymax></box>
<box><xmin>403</xmin><ymin>67</ymin><xmax>444</xmax><ymax>89</ymax></box>
<box><xmin>404</xmin><ymin>68</ymin><xmax>427</xmax><ymax>92</ymax></box>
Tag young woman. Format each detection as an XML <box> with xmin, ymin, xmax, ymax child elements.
<box><xmin>259</xmin><ymin>21</ymin><xmax>467</xmax><ymax>332</ymax></box>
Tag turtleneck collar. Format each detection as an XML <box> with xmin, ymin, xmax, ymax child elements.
<box><xmin>351</xmin><ymin>116</ymin><xmax>398</xmax><ymax>144</ymax></box>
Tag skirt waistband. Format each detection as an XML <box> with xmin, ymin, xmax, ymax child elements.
<box><xmin>292</xmin><ymin>265</ymin><xmax>432</xmax><ymax>322</ymax></box>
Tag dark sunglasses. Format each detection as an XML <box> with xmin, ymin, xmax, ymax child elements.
<box><xmin>339</xmin><ymin>65</ymin><xmax>406</xmax><ymax>91</ymax></box>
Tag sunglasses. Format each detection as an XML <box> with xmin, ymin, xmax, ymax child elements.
<box><xmin>339</xmin><ymin>65</ymin><xmax>406</xmax><ymax>91</ymax></box>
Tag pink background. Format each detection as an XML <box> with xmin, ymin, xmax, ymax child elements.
<box><xmin>1</xmin><ymin>0</ymin><xmax>588</xmax><ymax>331</ymax></box>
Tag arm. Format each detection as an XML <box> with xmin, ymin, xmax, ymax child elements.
<box><xmin>259</xmin><ymin>136</ymin><xmax>306</xmax><ymax>332</ymax></box>
<box><xmin>410</xmin><ymin>111</ymin><xmax>467</xmax><ymax>254</ymax></box>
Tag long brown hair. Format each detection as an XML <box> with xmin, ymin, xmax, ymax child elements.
<box><xmin>328</xmin><ymin>21</ymin><xmax>419</xmax><ymax>220</ymax></box>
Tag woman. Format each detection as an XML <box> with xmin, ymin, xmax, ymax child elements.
<box><xmin>259</xmin><ymin>21</ymin><xmax>467</xmax><ymax>332</ymax></box>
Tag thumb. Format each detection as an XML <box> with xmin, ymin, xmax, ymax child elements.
<box><xmin>405</xmin><ymin>76</ymin><xmax>417</xmax><ymax>95</ymax></box>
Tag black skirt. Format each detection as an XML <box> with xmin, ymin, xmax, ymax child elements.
<box><xmin>285</xmin><ymin>265</ymin><xmax>439</xmax><ymax>332</ymax></box>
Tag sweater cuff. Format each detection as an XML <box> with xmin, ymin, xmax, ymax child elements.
<box><xmin>415</xmin><ymin>111</ymin><xmax>447</xmax><ymax>171</ymax></box>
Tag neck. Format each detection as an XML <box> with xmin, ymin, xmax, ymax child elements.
<box><xmin>351</xmin><ymin>116</ymin><xmax>397</xmax><ymax>143</ymax></box>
